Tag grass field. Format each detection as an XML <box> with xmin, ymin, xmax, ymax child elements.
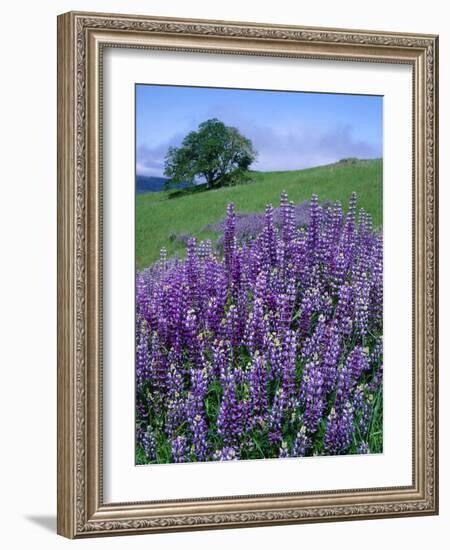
<box><xmin>136</xmin><ymin>158</ymin><xmax>382</xmax><ymax>269</ymax></box>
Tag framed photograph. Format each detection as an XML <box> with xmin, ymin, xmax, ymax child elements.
<box><xmin>57</xmin><ymin>11</ymin><xmax>439</xmax><ymax>538</ymax></box>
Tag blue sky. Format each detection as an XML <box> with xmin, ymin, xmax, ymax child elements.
<box><xmin>136</xmin><ymin>84</ymin><xmax>383</xmax><ymax>177</ymax></box>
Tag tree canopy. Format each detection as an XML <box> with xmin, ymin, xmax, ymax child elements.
<box><xmin>164</xmin><ymin>118</ymin><xmax>257</xmax><ymax>190</ymax></box>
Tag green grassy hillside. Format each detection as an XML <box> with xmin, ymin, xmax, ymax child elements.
<box><xmin>136</xmin><ymin>158</ymin><xmax>382</xmax><ymax>269</ymax></box>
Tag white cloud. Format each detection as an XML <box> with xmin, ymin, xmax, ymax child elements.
<box><xmin>136</xmin><ymin>116</ymin><xmax>381</xmax><ymax>176</ymax></box>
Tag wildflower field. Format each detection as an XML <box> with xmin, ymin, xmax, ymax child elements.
<box><xmin>135</xmin><ymin>188</ymin><xmax>383</xmax><ymax>464</ymax></box>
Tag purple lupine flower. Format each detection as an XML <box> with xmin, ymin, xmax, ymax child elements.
<box><xmin>322</xmin><ymin>322</ymin><xmax>342</xmax><ymax>394</ymax></box>
<box><xmin>267</xmin><ymin>332</ymin><xmax>283</xmax><ymax>381</ymax></box>
<box><xmin>277</xmin><ymin>279</ymin><xmax>297</xmax><ymax>334</ymax></box>
<box><xmin>280</xmin><ymin>191</ymin><xmax>295</xmax><ymax>245</ymax></box>
<box><xmin>268</xmin><ymin>431</ymin><xmax>283</xmax><ymax>446</ymax></box>
<box><xmin>213</xmin><ymin>447</ymin><xmax>239</xmax><ymax>461</ymax></box>
<box><xmin>281</xmin><ymin>329</ymin><xmax>297</xmax><ymax>399</ymax></box>
<box><xmin>268</xmin><ymin>388</ymin><xmax>287</xmax><ymax>433</ymax></box>
<box><xmin>244</xmin><ymin>270</ymin><xmax>269</xmax><ymax>353</ymax></box>
<box><xmin>198</xmin><ymin>239</ymin><xmax>213</xmax><ymax>262</ymax></box>
<box><xmin>292</xmin><ymin>425</ymin><xmax>310</xmax><ymax>457</ymax></box>
<box><xmin>351</xmin><ymin>383</ymin><xmax>372</xmax><ymax>439</ymax></box>
<box><xmin>300</xmin><ymin>359</ymin><xmax>326</xmax><ymax>433</ymax></box>
<box><xmin>136</xmin><ymin>320</ymin><xmax>151</xmax><ymax>387</ymax></box>
<box><xmin>186</xmin><ymin>238</ymin><xmax>200</xmax><ymax>306</ymax></box>
<box><xmin>334</xmin><ymin>345</ymin><xmax>370</xmax><ymax>411</ymax></box>
<box><xmin>358</xmin><ymin>396</ymin><xmax>373</xmax><ymax>438</ymax></box>
<box><xmin>164</xmin><ymin>362</ymin><xmax>185</xmax><ymax>437</ymax></box>
<box><xmin>212</xmin><ymin>338</ymin><xmax>231</xmax><ymax>380</ymax></box>
<box><xmin>353</xmin><ymin>384</ymin><xmax>365</xmax><ymax>411</ymax></box>
<box><xmin>342</xmin><ymin>192</ymin><xmax>358</xmax><ymax>259</ymax></box>
<box><xmin>149</xmin><ymin>331</ymin><xmax>167</xmax><ymax>397</ymax></box>
<box><xmin>142</xmin><ymin>427</ymin><xmax>157</xmax><ymax>461</ymax></box>
<box><xmin>205</xmin><ymin>296</ymin><xmax>221</xmax><ymax>336</ymax></box>
<box><xmin>225</xmin><ymin>304</ymin><xmax>241</xmax><ymax>350</ymax></box>
<box><xmin>136</xmin><ymin>425</ymin><xmax>146</xmax><ymax>449</ymax></box>
<box><xmin>279</xmin><ymin>441</ymin><xmax>290</xmax><ymax>458</ymax></box>
<box><xmin>331</xmin><ymin>250</ymin><xmax>347</xmax><ymax>295</ymax></box>
<box><xmin>191</xmin><ymin>413</ymin><xmax>209</xmax><ymax>461</ymax></box>
<box><xmin>368</xmin><ymin>361</ymin><xmax>383</xmax><ymax>392</ymax></box>
<box><xmin>248</xmin><ymin>351</ymin><xmax>268</xmax><ymax>418</ymax></box>
<box><xmin>370</xmin><ymin>235</ymin><xmax>383</xmax><ymax>323</ymax></box>
<box><xmin>307</xmin><ymin>194</ymin><xmax>321</xmax><ymax>261</ymax></box>
<box><xmin>189</xmin><ymin>368</ymin><xmax>209</xmax><ymax>412</ymax></box>
<box><xmin>358</xmin><ymin>441</ymin><xmax>370</xmax><ymax>454</ymax></box>
<box><xmin>171</xmin><ymin>435</ymin><xmax>188</xmax><ymax>463</ymax></box>
<box><xmin>369</xmin><ymin>337</ymin><xmax>383</xmax><ymax>371</ymax></box>
<box><xmin>165</xmin><ymin>397</ymin><xmax>186</xmax><ymax>438</ymax></box>
<box><xmin>136</xmin><ymin>273</ymin><xmax>151</xmax><ymax>324</ymax></box>
<box><xmin>217</xmin><ymin>371</ymin><xmax>243</xmax><ymax>445</ymax></box>
<box><xmin>347</xmin><ymin>345</ymin><xmax>370</xmax><ymax>378</ymax></box>
<box><xmin>183</xmin><ymin>308</ymin><xmax>201</xmax><ymax>366</ymax></box>
<box><xmin>302</xmin><ymin>313</ymin><xmax>327</xmax><ymax>360</ymax></box>
<box><xmin>323</xmin><ymin>401</ymin><xmax>355</xmax><ymax>455</ymax></box>
<box><xmin>167</xmin><ymin>359</ymin><xmax>184</xmax><ymax>395</ymax></box>
<box><xmin>298</xmin><ymin>287</ymin><xmax>320</xmax><ymax>336</ymax></box>
<box><xmin>354</xmin><ymin>272</ymin><xmax>371</xmax><ymax>338</ymax></box>
<box><xmin>262</xmin><ymin>203</ymin><xmax>277</xmax><ymax>266</ymax></box>
<box><xmin>224</xmin><ymin>203</ymin><xmax>236</xmax><ymax>280</ymax></box>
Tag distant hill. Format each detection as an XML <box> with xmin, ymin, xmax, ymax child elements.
<box><xmin>136</xmin><ymin>175</ymin><xmax>187</xmax><ymax>193</ymax></box>
<box><xmin>136</xmin><ymin>175</ymin><xmax>169</xmax><ymax>193</ymax></box>
<box><xmin>136</xmin><ymin>159</ymin><xmax>383</xmax><ymax>268</ymax></box>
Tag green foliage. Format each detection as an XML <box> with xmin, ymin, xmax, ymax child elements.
<box><xmin>164</xmin><ymin>118</ymin><xmax>257</xmax><ymax>189</ymax></box>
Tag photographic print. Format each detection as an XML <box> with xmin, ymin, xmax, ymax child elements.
<box><xmin>135</xmin><ymin>84</ymin><xmax>383</xmax><ymax>465</ymax></box>
<box><xmin>58</xmin><ymin>12</ymin><xmax>438</xmax><ymax>537</ymax></box>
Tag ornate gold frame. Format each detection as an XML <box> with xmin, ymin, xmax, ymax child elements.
<box><xmin>57</xmin><ymin>11</ymin><xmax>439</xmax><ymax>538</ymax></box>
